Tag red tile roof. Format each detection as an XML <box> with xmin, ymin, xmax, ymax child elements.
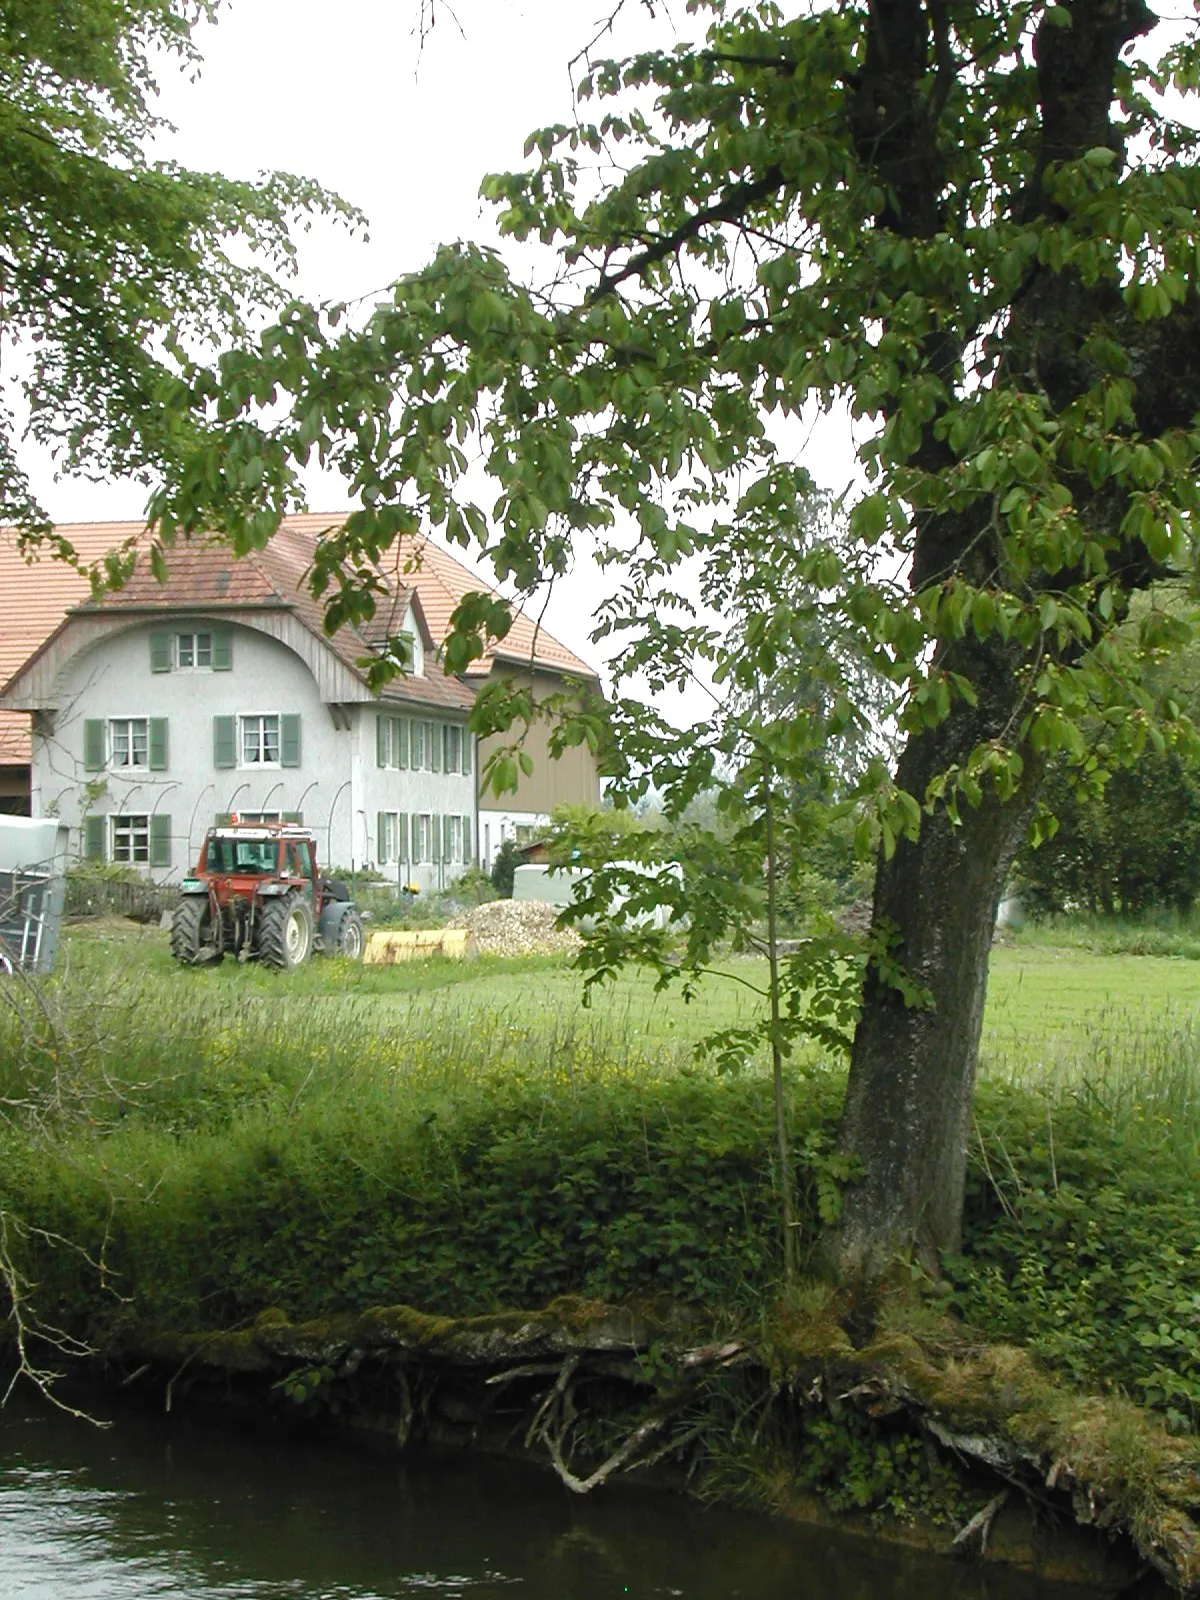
<box><xmin>276</xmin><ymin>514</ymin><xmax>600</xmax><ymax>681</ymax></box>
<box><xmin>0</xmin><ymin>524</ymin><xmax>121</xmax><ymax>765</ymax></box>
<box><xmin>0</xmin><ymin>515</ymin><xmax>599</xmax><ymax>761</ymax></box>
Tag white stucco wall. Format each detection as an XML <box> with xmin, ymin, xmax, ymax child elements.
<box><xmin>30</xmin><ymin>615</ymin><xmax>476</xmax><ymax>887</ymax></box>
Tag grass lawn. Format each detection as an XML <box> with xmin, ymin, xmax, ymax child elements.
<box><xmin>982</xmin><ymin>941</ymin><xmax>1200</xmax><ymax>1079</ymax></box>
<box><xmin>57</xmin><ymin>916</ymin><xmax>1200</xmax><ymax>1077</ymax></box>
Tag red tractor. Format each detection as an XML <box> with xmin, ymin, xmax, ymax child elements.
<box><xmin>170</xmin><ymin>818</ymin><xmax>365</xmax><ymax>969</ymax></box>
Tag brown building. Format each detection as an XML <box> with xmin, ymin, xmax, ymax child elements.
<box><xmin>0</xmin><ymin>516</ymin><xmax>602</xmax><ymax>865</ymax></box>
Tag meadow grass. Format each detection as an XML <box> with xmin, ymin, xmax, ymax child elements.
<box><xmin>52</xmin><ymin>917</ymin><xmax>1200</xmax><ymax>1081</ymax></box>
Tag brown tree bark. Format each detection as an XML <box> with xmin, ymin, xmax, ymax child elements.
<box><xmin>835</xmin><ymin>661</ymin><xmax>1043</xmax><ymax>1280</ymax></box>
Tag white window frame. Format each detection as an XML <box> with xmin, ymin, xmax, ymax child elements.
<box><xmin>414</xmin><ymin>813</ymin><xmax>432</xmax><ymax>864</ymax></box>
<box><xmin>381</xmin><ymin>715</ymin><xmax>408</xmax><ymax>770</ymax></box>
<box><xmin>176</xmin><ymin>629</ymin><xmax>214</xmax><ymax>670</ymax></box>
<box><xmin>240</xmin><ymin>713</ymin><xmax>281</xmax><ymax>768</ymax></box>
<box><xmin>379</xmin><ymin>811</ymin><xmax>399</xmax><ymax>863</ymax></box>
<box><xmin>445</xmin><ymin>814</ymin><xmax>461</xmax><ymax>863</ymax></box>
<box><xmin>108</xmin><ymin>716</ymin><xmax>150</xmax><ymax>771</ymax></box>
<box><xmin>111</xmin><ymin>813</ymin><xmax>150</xmax><ymax>864</ymax></box>
<box><xmin>445</xmin><ymin>724</ymin><xmax>462</xmax><ymax>774</ymax></box>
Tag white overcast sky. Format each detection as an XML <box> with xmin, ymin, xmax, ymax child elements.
<box><xmin>30</xmin><ymin>0</ymin><xmax>861</xmax><ymax>716</ymax></box>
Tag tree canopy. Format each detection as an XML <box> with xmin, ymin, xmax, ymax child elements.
<box><xmin>59</xmin><ymin>0</ymin><xmax>1200</xmax><ymax>1277</ymax></box>
<box><xmin>0</xmin><ymin>0</ymin><xmax>354</xmax><ymax>565</ymax></box>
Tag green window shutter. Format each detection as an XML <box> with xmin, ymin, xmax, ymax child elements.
<box><xmin>149</xmin><ymin>629</ymin><xmax>172</xmax><ymax>673</ymax></box>
<box><xmin>149</xmin><ymin>813</ymin><xmax>171</xmax><ymax>868</ymax></box>
<box><xmin>213</xmin><ymin>716</ymin><xmax>236</xmax><ymax>769</ymax></box>
<box><xmin>376</xmin><ymin>714</ymin><xmax>387</xmax><ymax>768</ymax></box>
<box><xmin>280</xmin><ymin>714</ymin><xmax>301</xmax><ymax>768</ymax></box>
<box><xmin>440</xmin><ymin>814</ymin><xmax>451</xmax><ymax>863</ymax></box>
<box><xmin>397</xmin><ymin>718</ymin><xmax>409</xmax><ymax>770</ymax></box>
<box><xmin>376</xmin><ymin>811</ymin><xmax>387</xmax><ymax>862</ymax></box>
<box><xmin>442</xmin><ymin>725</ymin><xmax>451</xmax><ymax>772</ymax></box>
<box><xmin>462</xmin><ymin>815</ymin><xmax>473</xmax><ymax>864</ymax></box>
<box><xmin>463</xmin><ymin>733</ymin><xmax>473</xmax><ymax>776</ymax></box>
<box><xmin>212</xmin><ymin>627</ymin><xmax>234</xmax><ymax>671</ymax></box>
<box><xmin>83</xmin><ymin>814</ymin><xmax>105</xmax><ymax>861</ymax></box>
<box><xmin>148</xmin><ymin>718</ymin><xmax>168</xmax><ymax>771</ymax></box>
<box><xmin>83</xmin><ymin>719</ymin><xmax>105</xmax><ymax>772</ymax></box>
<box><xmin>398</xmin><ymin>812</ymin><xmax>409</xmax><ymax>863</ymax></box>
<box><xmin>282</xmin><ymin>811</ymin><xmax>302</xmax><ymax>823</ymax></box>
<box><xmin>430</xmin><ymin>723</ymin><xmax>441</xmax><ymax>773</ymax></box>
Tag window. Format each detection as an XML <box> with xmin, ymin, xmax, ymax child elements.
<box><xmin>444</xmin><ymin>724</ymin><xmax>462</xmax><ymax>774</ymax></box>
<box><xmin>242</xmin><ymin>714</ymin><xmax>280</xmax><ymax>766</ymax></box>
<box><xmin>206</xmin><ymin>836</ymin><xmax>278</xmax><ymax>873</ymax></box>
<box><xmin>446</xmin><ymin>815</ymin><xmax>464</xmax><ymax>863</ymax></box>
<box><xmin>151</xmin><ymin>626</ymin><xmax>232</xmax><ymax>673</ymax></box>
<box><xmin>516</xmin><ymin>825</ymin><xmax>536</xmax><ymax>845</ymax></box>
<box><xmin>378</xmin><ymin>811</ymin><xmax>399</xmax><ymax>863</ymax></box>
<box><xmin>411</xmin><ymin>721</ymin><xmax>425</xmax><ymax>770</ymax></box>
<box><xmin>377</xmin><ymin>714</ymin><xmax>409</xmax><ymax>770</ymax></box>
<box><xmin>112</xmin><ymin>814</ymin><xmax>149</xmax><ymax>864</ymax></box>
<box><xmin>177</xmin><ymin>630</ymin><xmax>213</xmax><ymax>668</ymax></box>
<box><xmin>414</xmin><ymin>814</ymin><xmax>432</xmax><ymax>864</ymax></box>
<box><xmin>238</xmin><ymin>811</ymin><xmax>281</xmax><ymax>824</ymax></box>
<box><xmin>110</xmin><ymin>718</ymin><xmax>148</xmax><ymax>769</ymax></box>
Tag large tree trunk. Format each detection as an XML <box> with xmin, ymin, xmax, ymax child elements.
<box><xmin>834</xmin><ymin>691</ymin><xmax>1041</xmax><ymax>1282</ymax></box>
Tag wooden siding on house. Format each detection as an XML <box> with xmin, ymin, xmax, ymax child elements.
<box><xmin>477</xmin><ymin>668</ymin><xmax>601</xmax><ymax>815</ymax></box>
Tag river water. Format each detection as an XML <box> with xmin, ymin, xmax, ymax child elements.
<box><xmin>0</xmin><ymin>1393</ymin><xmax>1082</xmax><ymax>1600</ymax></box>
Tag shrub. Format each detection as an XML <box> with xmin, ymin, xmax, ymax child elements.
<box><xmin>491</xmin><ymin>839</ymin><xmax>521</xmax><ymax>898</ymax></box>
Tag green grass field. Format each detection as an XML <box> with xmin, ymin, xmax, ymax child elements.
<box><xmin>57</xmin><ymin>915</ymin><xmax>1200</xmax><ymax>1078</ymax></box>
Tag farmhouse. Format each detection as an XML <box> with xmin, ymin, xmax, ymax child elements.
<box><xmin>0</xmin><ymin>517</ymin><xmax>602</xmax><ymax>885</ymax></box>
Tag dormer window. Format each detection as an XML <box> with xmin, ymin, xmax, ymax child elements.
<box><xmin>149</xmin><ymin>626</ymin><xmax>232</xmax><ymax>673</ymax></box>
<box><xmin>177</xmin><ymin>630</ymin><xmax>213</xmax><ymax>668</ymax></box>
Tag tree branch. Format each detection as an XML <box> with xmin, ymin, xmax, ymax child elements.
<box><xmin>589</xmin><ymin>166</ymin><xmax>786</xmax><ymax>301</ymax></box>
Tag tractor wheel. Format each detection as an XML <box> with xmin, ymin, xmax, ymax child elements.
<box><xmin>336</xmin><ymin>911</ymin><xmax>365</xmax><ymax>960</ymax></box>
<box><xmin>258</xmin><ymin>893</ymin><xmax>313</xmax><ymax>970</ymax></box>
<box><xmin>171</xmin><ymin>897</ymin><xmax>222</xmax><ymax>966</ymax></box>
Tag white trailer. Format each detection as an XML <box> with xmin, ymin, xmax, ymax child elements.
<box><xmin>0</xmin><ymin>816</ymin><xmax>70</xmax><ymax>974</ymax></box>
<box><xmin>512</xmin><ymin>861</ymin><xmax>681</xmax><ymax>931</ymax></box>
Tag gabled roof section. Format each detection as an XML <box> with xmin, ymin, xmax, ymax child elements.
<box><xmin>0</xmin><ymin>512</ymin><xmax>599</xmax><ymax>760</ymax></box>
<box><xmin>278</xmin><ymin>513</ymin><xmax>601</xmax><ymax>682</ymax></box>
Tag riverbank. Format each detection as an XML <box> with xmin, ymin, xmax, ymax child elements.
<box><xmin>4</xmin><ymin>927</ymin><xmax>1200</xmax><ymax>1589</ymax></box>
